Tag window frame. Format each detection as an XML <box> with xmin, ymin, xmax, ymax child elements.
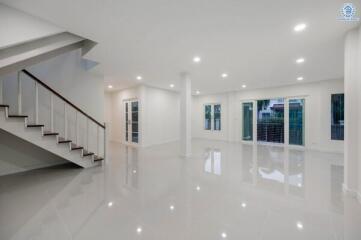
<box><xmin>204</xmin><ymin>103</ymin><xmax>222</xmax><ymax>131</ymax></box>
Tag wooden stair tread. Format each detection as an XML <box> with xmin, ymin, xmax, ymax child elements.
<box><xmin>83</xmin><ymin>152</ymin><xmax>94</xmax><ymax>157</ymax></box>
<box><xmin>71</xmin><ymin>147</ymin><xmax>83</xmax><ymax>150</ymax></box>
<box><xmin>8</xmin><ymin>115</ymin><xmax>28</xmax><ymax>118</ymax></box>
<box><xmin>27</xmin><ymin>124</ymin><xmax>44</xmax><ymax>128</ymax></box>
<box><xmin>71</xmin><ymin>143</ymin><xmax>83</xmax><ymax>150</ymax></box>
<box><xmin>0</xmin><ymin>104</ymin><xmax>9</xmax><ymax>108</ymax></box>
<box><xmin>94</xmin><ymin>157</ymin><xmax>104</xmax><ymax>162</ymax></box>
<box><xmin>43</xmin><ymin>131</ymin><xmax>59</xmax><ymax>136</ymax></box>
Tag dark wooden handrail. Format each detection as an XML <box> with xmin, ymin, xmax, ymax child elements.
<box><xmin>22</xmin><ymin>69</ymin><xmax>105</xmax><ymax>129</ymax></box>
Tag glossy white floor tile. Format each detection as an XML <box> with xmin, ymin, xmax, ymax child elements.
<box><xmin>1</xmin><ymin>140</ymin><xmax>361</xmax><ymax>240</ymax></box>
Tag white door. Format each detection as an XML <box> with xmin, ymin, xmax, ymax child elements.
<box><xmin>124</xmin><ymin>100</ymin><xmax>139</xmax><ymax>144</ymax></box>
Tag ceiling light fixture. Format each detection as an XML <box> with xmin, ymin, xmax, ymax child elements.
<box><xmin>221</xmin><ymin>232</ymin><xmax>227</xmax><ymax>239</ymax></box>
<box><xmin>294</xmin><ymin>23</ymin><xmax>307</xmax><ymax>32</ymax></box>
<box><xmin>193</xmin><ymin>56</ymin><xmax>201</xmax><ymax>63</ymax></box>
<box><xmin>108</xmin><ymin>85</ymin><xmax>113</xmax><ymax>89</ymax></box>
<box><xmin>136</xmin><ymin>76</ymin><xmax>142</xmax><ymax>80</ymax></box>
<box><xmin>297</xmin><ymin>77</ymin><xmax>304</xmax><ymax>81</ymax></box>
<box><xmin>221</xmin><ymin>73</ymin><xmax>228</xmax><ymax>78</ymax></box>
<box><xmin>136</xmin><ymin>227</ymin><xmax>143</xmax><ymax>234</ymax></box>
<box><xmin>242</xmin><ymin>84</ymin><xmax>247</xmax><ymax>89</ymax></box>
<box><xmin>296</xmin><ymin>58</ymin><xmax>305</xmax><ymax>64</ymax></box>
<box><xmin>241</xmin><ymin>202</ymin><xmax>247</xmax><ymax>208</ymax></box>
<box><xmin>170</xmin><ymin>84</ymin><xmax>175</xmax><ymax>88</ymax></box>
<box><xmin>108</xmin><ymin>202</ymin><xmax>113</xmax><ymax>207</ymax></box>
<box><xmin>196</xmin><ymin>90</ymin><xmax>200</xmax><ymax>95</ymax></box>
<box><xmin>296</xmin><ymin>222</ymin><xmax>304</xmax><ymax>230</ymax></box>
<box><xmin>170</xmin><ymin>205</ymin><xmax>175</xmax><ymax>211</ymax></box>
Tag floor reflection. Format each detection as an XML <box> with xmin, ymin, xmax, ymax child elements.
<box><xmin>204</xmin><ymin>148</ymin><xmax>222</xmax><ymax>176</ymax></box>
<box><xmin>0</xmin><ymin>140</ymin><xmax>360</xmax><ymax>240</ymax></box>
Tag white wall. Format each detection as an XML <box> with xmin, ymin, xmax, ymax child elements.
<box><xmin>344</xmin><ymin>26</ymin><xmax>361</xmax><ymax>203</ymax></box>
<box><xmin>142</xmin><ymin>86</ymin><xmax>180</xmax><ymax>147</ymax></box>
<box><xmin>192</xmin><ymin>79</ymin><xmax>344</xmax><ymax>153</ymax></box>
<box><xmin>107</xmin><ymin>85</ymin><xmax>180</xmax><ymax>147</ymax></box>
<box><xmin>0</xmin><ymin>4</ymin><xmax>63</xmax><ymax>50</ymax></box>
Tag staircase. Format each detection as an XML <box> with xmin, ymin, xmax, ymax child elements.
<box><xmin>0</xmin><ymin>70</ymin><xmax>105</xmax><ymax>169</ymax></box>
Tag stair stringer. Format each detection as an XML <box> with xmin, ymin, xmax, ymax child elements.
<box><xmin>0</xmin><ymin>108</ymin><xmax>100</xmax><ymax>168</ymax></box>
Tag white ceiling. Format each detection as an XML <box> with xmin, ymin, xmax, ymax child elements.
<box><xmin>1</xmin><ymin>0</ymin><xmax>360</xmax><ymax>94</ymax></box>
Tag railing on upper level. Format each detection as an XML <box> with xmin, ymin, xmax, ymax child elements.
<box><xmin>0</xmin><ymin>69</ymin><xmax>106</xmax><ymax>160</ymax></box>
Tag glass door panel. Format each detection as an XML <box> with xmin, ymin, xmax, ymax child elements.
<box><xmin>124</xmin><ymin>100</ymin><xmax>139</xmax><ymax>144</ymax></box>
<box><xmin>242</xmin><ymin>102</ymin><xmax>253</xmax><ymax>141</ymax></box>
<box><xmin>205</xmin><ymin>105</ymin><xmax>212</xmax><ymax>130</ymax></box>
<box><xmin>257</xmin><ymin>99</ymin><xmax>284</xmax><ymax>143</ymax></box>
<box><xmin>214</xmin><ymin>104</ymin><xmax>221</xmax><ymax>131</ymax></box>
<box><xmin>131</xmin><ymin>101</ymin><xmax>139</xmax><ymax>143</ymax></box>
<box><xmin>289</xmin><ymin>99</ymin><xmax>305</xmax><ymax>145</ymax></box>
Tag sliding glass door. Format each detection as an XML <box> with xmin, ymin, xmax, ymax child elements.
<box><xmin>257</xmin><ymin>99</ymin><xmax>284</xmax><ymax>143</ymax></box>
<box><xmin>242</xmin><ymin>102</ymin><xmax>253</xmax><ymax>141</ymax></box>
<box><xmin>289</xmin><ymin>99</ymin><xmax>305</xmax><ymax>146</ymax></box>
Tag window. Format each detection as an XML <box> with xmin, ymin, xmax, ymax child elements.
<box><xmin>204</xmin><ymin>104</ymin><xmax>221</xmax><ymax>131</ymax></box>
<box><xmin>331</xmin><ymin>94</ymin><xmax>344</xmax><ymax>140</ymax></box>
<box><xmin>242</xmin><ymin>102</ymin><xmax>253</xmax><ymax>141</ymax></box>
<box><xmin>289</xmin><ymin>99</ymin><xmax>305</xmax><ymax>145</ymax></box>
<box><xmin>257</xmin><ymin>99</ymin><xmax>284</xmax><ymax>143</ymax></box>
<box><xmin>214</xmin><ymin>104</ymin><xmax>221</xmax><ymax>131</ymax></box>
<box><xmin>205</xmin><ymin>105</ymin><xmax>212</xmax><ymax>130</ymax></box>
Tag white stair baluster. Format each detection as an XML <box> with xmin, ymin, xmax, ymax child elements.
<box><xmin>0</xmin><ymin>78</ymin><xmax>3</xmax><ymax>104</ymax></box>
<box><xmin>50</xmin><ymin>94</ymin><xmax>54</xmax><ymax>132</ymax></box>
<box><xmin>97</xmin><ymin>126</ymin><xmax>99</xmax><ymax>156</ymax></box>
<box><xmin>86</xmin><ymin>118</ymin><xmax>89</xmax><ymax>151</ymax></box>
<box><xmin>17</xmin><ymin>72</ymin><xmax>22</xmax><ymax>115</ymax></box>
<box><xmin>75</xmin><ymin>111</ymin><xmax>78</xmax><ymax>145</ymax></box>
<box><xmin>64</xmin><ymin>103</ymin><xmax>68</xmax><ymax>140</ymax></box>
<box><xmin>35</xmin><ymin>82</ymin><xmax>39</xmax><ymax>124</ymax></box>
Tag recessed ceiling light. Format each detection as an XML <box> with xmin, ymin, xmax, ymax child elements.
<box><xmin>136</xmin><ymin>227</ymin><xmax>142</xmax><ymax>234</ymax></box>
<box><xmin>241</xmin><ymin>202</ymin><xmax>247</xmax><ymax>208</ymax></box>
<box><xmin>136</xmin><ymin>76</ymin><xmax>142</xmax><ymax>80</ymax></box>
<box><xmin>196</xmin><ymin>186</ymin><xmax>201</xmax><ymax>191</ymax></box>
<box><xmin>108</xmin><ymin>202</ymin><xmax>113</xmax><ymax>207</ymax></box>
<box><xmin>108</xmin><ymin>85</ymin><xmax>113</xmax><ymax>89</ymax></box>
<box><xmin>170</xmin><ymin>84</ymin><xmax>175</xmax><ymax>88</ymax></box>
<box><xmin>170</xmin><ymin>205</ymin><xmax>175</xmax><ymax>211</ymax></box>
<box><xmin>297</xmin><ymin>77</ymin><xmax>304</xmax><ymax>81</ymax></box>
<box><xmin>196</xmin><ymin>90</ymin><xmax>200</xmax><ymax>95</ymax></box>
<box><xmin>296</xmin><ymin>222</ymin><xmax>304</xmax><ymax>230</ymax></box>
<box><xmin>296</xmin><ymin>58</ymin><xmax>305</xmax><ymax>64</ymax></box>
<box><xmin>242</xmin><ymin>84</ymin><xmax>247</xmax><ymax>88</ymax></box>
<box><xmin>221</xmin><ymin>232</ymin><xmax>227</xmax><ymax>239</ymax></box>
<box><xmin>193</xmin><ymin>56</ymin><xmax>201</xmax><ymax>63</ymax></box>
<box><xmin>221</xmin><ymin>73</ymin><xmax>228</xmax><ymax>78</ymax></box>
<box><xmin>294</xmin><ymin>23</ymin><xmax>307</xmax><ymax>32</ymax></box>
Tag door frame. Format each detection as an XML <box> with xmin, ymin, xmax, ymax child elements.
<box><xmin>123</xmin><ymin>98</ymin><xmax>140</xmax><ymax>147</ymax></box>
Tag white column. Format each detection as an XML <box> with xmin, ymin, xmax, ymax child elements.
<box><xmin>344</xmin><ymin>26</ymin><xmax>361</xmax><ymax>201</ymax></box>
<box><xmin>180</xmin><ymin>72</ymin><xmax>191</xmax><ymax>158</ymax></box>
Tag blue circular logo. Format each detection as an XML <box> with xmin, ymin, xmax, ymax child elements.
<box><xmin>342</xmin><ymin>3</ymin><xmax>355</xmax><ymax>20</ymax></box>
